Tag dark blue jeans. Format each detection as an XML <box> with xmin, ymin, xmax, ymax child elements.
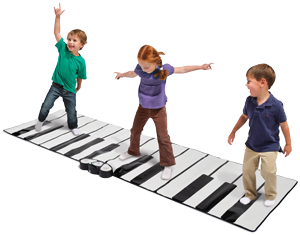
<box><xmin>38</xmin><ymin>83</ymin><xmax>78</xmax><ymax>129</ymax></box>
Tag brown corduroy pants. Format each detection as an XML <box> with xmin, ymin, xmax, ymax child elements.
<box><xmin>127</xmin><ymin>104</ymin><xmax>176</xmax><ymax>167</ymax></box>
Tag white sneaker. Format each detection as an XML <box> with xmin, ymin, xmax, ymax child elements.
<box><xmin>161</xmin><ymin>166</ymin><xmax>172</xmax><ymax>180</ymax></box>
<box><xmin>119</xmin><ymin>152</ymin><xmax>137</xmax><ymax>160</ymax></box>
<box><xmin>72</xmin><ymin>128</ymin><xmax>81</xmax><ymax>136</ymax></box>
<box><xmin>35</xmin><ymin>121</ymin><xmax>44</xmax><ymax>131</ymax></box>
<box><xmin>240</xmin><ymin>197</ymin><xmax>251</xmax><ymax>205</ymax></box>
<box><xmin>264</xmin><ymin>200</ymin><xmax>275</xmax><ymax>207</ymax></box>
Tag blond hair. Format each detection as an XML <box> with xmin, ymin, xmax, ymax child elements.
<box><xmin>68</xmin><ymin>29</ymin><xmax>87</xmax><ymax>50</ymax></box>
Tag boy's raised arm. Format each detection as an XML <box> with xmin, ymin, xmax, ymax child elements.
<box><xmin>54</xmin><ymin>3</ymin><xmax>65</xmax><ymax>43</ymax></box>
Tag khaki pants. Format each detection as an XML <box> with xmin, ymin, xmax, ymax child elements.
<box><xmin>127</xmin><ymin>105</ymin><xmax>176</xmax><ymax>167</ymax></box>
<box><xmin>243</xmin><ymin>147</ymin><xmax>278</xmax><ymax>200</ymax></box>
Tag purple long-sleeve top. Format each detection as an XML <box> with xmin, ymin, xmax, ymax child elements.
<box><xmin>134</xmin><ymin>64</ymin><xmax>174</xmax><ymax>109</ymax></box>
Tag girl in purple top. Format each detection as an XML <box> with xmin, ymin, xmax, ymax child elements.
<box><xmin>115</xmin><ymin>45</ymin><xmax>213</xmax><ymax>180</ymax></box>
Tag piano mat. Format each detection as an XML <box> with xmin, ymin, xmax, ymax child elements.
<box><xmin>4</xmin><ymin>110</ymin><xmax>297</xmax><ymax>232</ymax></box>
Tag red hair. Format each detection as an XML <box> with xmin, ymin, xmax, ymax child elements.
<box><xmin>137</xmin><ymin>45</ymin><xmax>168</xmax><ymax>81</ymax></box>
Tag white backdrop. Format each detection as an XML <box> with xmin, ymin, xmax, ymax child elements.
<box><xmin>1</xmin><ymin>0</ymin><xmax>299</xmax><ymax>234</ymax></box>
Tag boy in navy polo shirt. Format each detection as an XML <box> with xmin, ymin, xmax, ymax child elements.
<box><xmin>228</xmin><ymin>64</ymin><xmax>292</xmax><ymax>207</ymax></box>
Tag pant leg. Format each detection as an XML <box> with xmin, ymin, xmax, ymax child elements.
<box><xmin>260</xmin><ymin>151</ymin><xmax>278</xmax><ymax>200</ymax></box>
<box><xmin>62</xmin><ymin>89</ymin><xmax>78</xmax><ymax>129</ymax></box>
<box><xmin>127</xmin><ymin>105</ymin><xmax>150</xmax><ymax>156</ymax></box>
<box><xmin>243</xmin><ymin>147</ymin><xmax>260</xmax><ymax>200</ymax></box>
<box><xmin>38</xmin><ymin>85</ymin><xmax>61</xmax><ymax>122</ymax></box>
<box><xmin>151</xmin><ymin>106</ymin><xmax>175</xmax><ymax>167</ymax></box>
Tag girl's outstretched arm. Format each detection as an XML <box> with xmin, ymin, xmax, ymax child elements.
<box><xmin>174</xmin><ymin>63</ymin><xmax>213</xmax><ymax>74</ymax></box>
<box><xmin>115</xmin><ymin>71</ymin><xmax>137</xmax><ymax>80</ymax></box>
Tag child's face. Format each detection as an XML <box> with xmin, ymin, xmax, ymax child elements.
<box><xmin>138</xmin><ymin>59</ymin><xmax>157</xmax><ymax>73</ymax></box>
<box><xmin>67</xmin><ymin>34</ymin><xmax>84</xmax><ymax>54</ymax></box>
<box><xmin>246</xmin><ymin>77</ymin><xmax>262</xmax><ymax>97</ymax></box>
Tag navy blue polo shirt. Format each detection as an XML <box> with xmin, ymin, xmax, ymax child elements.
<box><xmin>243</xmin><ymin>92</ymin><xmax>287</xmax><ymax>152</ymax></box>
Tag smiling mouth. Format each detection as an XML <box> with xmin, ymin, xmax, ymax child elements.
<box><xmin>68</xmin><ymin>45</ymin><xmax>74</xmax><ymax>50</ymax></box>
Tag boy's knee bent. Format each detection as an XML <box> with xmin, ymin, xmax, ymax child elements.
<box><xmin>41</xmin><ymin>100</ymin><xmax>54</xmax><ymax>113</ymax></box>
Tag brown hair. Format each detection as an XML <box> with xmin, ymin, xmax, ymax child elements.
<box><xmin>137</xmin><ymin>45</ymin><xmax>168</xmax><ymax>80</ymax></box>
<box><xmin>246</xmin><ymin>63</ymin><xmax>276</xmax><ymax>89</ymax></box>
<box><xmin>68</xmin><ymin>29</ymin><xmax>87</xmax><ymax>50</ymax></box>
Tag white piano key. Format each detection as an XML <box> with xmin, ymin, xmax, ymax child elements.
<box><xmin>40</xmin><ymin>120</ymin><xmax>107</xmax><ymax>149</ymax></box>
<box><xmin>120</xmin><ymin>144</ymin><xmax>187</xmax><ymax>182</ymax></box>
<box><xmin>31</xmin><ymin>116</ymin><xmax>95</xmax><ymax>145</ymax></box>
<box><xmin>208</xmin><ymin>170</ymin><xmax>265</xmax><ymax>217</ymax></box>
<box><xmin>93</xmin><ymin>134</ymin><xmax>153</xmax><ymax>162</ymax></box>
<box><xmin>19</xmin><ymin>114</ymin><xmax>82</xmax><ymax>139</ymax></box>
<box><xmin>141</xmin><ymin>149</ymin><xmax>207</xmax><ymax>191</ymax></box>
<box><xmin>183</xmin><ymin>162</ymin><xmax>243</xmax><ymax>207</ymax></box>
<box><xmin>157</xmin><ymin>156</ymin><xmax>227</xmax><ymax>198</ymax></box>
<box><xmin>234</xmin><ymin>175</ymin><xmax>297</xmax><ymax>231</ymax></box>
<box><xmin>93</xmin><ymin>139</ymin><xmax>131</xmax><ymax>162</ymax></box>
<box><xmin>70</xmin><ymin>129</ymin><xmax>131</xmax><ymax>160</ymax></box>
<box><xmin>4</xmin><ymin>110</ymin><xmax>66</xmax><ymax>134</ymax></box>
<box><xmin>57</xmin><ymin>124</ymin><xmax>123</xmax><ymax>154</ymax></box>
<box><xmin>107</xmin><ymin>138</ymin><xmax>158</xmax><ymax>172</ymax></box>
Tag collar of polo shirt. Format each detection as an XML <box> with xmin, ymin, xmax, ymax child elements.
<box><xmin>251</xmin><ymin>92</ymin><xmax>275</xmax><ymax>109</ymax></box>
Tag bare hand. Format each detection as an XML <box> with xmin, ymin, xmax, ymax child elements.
<box><xmin>54</xmin><ymin>3</ymin><xmax>65</xmax><ymax>17</ymax></box>
<box><xmin>283</xmin><ymin>145</ymin><xmax>292</xmax><ymax>157</ymax></box>
<box><xmin>114</xmin><ymin>72</ymin><xmax>123</xmax><ymax>80</ymax></box>
<box><xmin>228</xmin><ymin>132</ymin><xmax>235</xmax><ymax>145</ymax></box>
<box><xmin>76</xmin><ymin>86</ymin><xmax>81</xmax><ymax>92</ymax></box>
<box><xmin>202</xmin><ymin>63</ymin><xmax>213</xmax><ymax>70</ymax></box>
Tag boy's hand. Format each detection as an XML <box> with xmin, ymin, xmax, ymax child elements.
<box><xmin>283</xmin><ymin>145</ymin><xmax>292</xmax><ymax>157</ymax></box>
<box><xmin>114</xmin><ymin>72</ymin><xmax>123</xmax><ymax>80</ymax></box>
<box><xmin>201</xmin><ymin>63</ymin><xmax>213</xmax><ymax>70</ymax></box>
<box><xmin>76</xmin><ymin>86</ymin><xmax>81</xmax><ymax>92</ymax></box>
<box><xmin>54</xmin><ymin>3</ymin><xmax>65</xmax><ymax>17</ymax></box>
<box><xmin>228</xmin><ymin>132</ymin><xmax>235</xmax><ymax>145</ymax></box>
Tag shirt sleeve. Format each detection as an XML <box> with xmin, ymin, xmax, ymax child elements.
<box><xmin>163</xmin><ymin>64</ymin><xmax>175</xmax><ymax>76</ymax></box>
<box><xmin>134</xmin><ymin>64</ymin><xmax>142</xmax><ymax>76</ymax></box>
<box><xmin>55</xmin><ymin>38</ymin><xmax>66</xmax><ymax>52</ymax></box>
<box><xmin>243</xmin><ymin>96</ymin><xmax>250</xmax><ymax>116</ymax></box>
<box><xmin>276</xmin><ymin>102</ymin><xmax>287</xmax><ymax>123</ymax></box>
<box><xmin>77</xmin><ymin>60</ymin><xmax>87</xmax><ymax>80</ymax></box>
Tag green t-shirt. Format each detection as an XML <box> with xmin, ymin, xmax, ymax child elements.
<box><xmin>52</xmin><ymin>38</ymin><xmax>87</xmax><ymax>94</ymax></box>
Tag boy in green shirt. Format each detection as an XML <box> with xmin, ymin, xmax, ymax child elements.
<box><xmin>35</xmin><ymin>4</ymin><xmax>87</xmax><ymax>136</ymax></box>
